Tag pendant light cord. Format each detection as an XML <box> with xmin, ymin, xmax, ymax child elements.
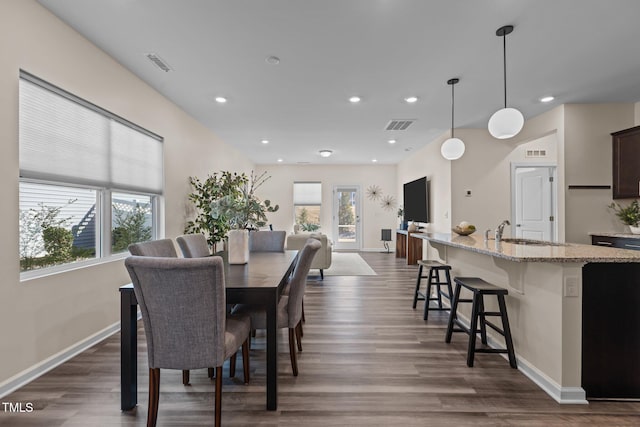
<box><xmin>451</xmin><ymin>82</ymin><xmax>455</xmax><ymax>138</ymax></box>
<box><xmin>503</xmin><ymin>31</ymin><xmax>507</xmax><ymax>108</ymax></box>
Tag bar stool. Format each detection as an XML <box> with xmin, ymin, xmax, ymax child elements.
<box><xmin>412</xmin><ymin>260</ymin><xmax>453</xmax><ymax>320</ymax></box>
<box><xmin>445</xmin><ymin>277</ymin><xmax>517</xmax><ymax>369</ymax></box>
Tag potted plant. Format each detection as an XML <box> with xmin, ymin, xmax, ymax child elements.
<box><xmin>397</xmin><ymin>206</ymin><xmax>408</xmax><ymax>230</ymax></box>
<box><xmin>608</xmin><ymin>200</ymin><xmax>640</xmax><ymax>234</ymax></box>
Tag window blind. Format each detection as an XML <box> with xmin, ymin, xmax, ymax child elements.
<box><xmin>19</xmin><ymin>72</ymin><xmax>163</xmax><ymax>194</ymax></box>
<box><xmin>293</xmin><ymin>182</ymin><xmax>322</xmax><ymax>205</ymax></box>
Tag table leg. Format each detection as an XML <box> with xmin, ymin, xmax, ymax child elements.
<box><xmin>265</xmin><ymin>290</ymin><xmax>278</xmax><ymax>410</ymax></box>
<box><xmin>120</xmin><ymin>290</ymin><xmax>137</xmax><ymax>411</ymax></box>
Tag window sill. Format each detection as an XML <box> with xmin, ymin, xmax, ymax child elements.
<box><xmin>20</xmin><ymin>252</ymin><xmax>128</xmax><ymax>283</ymax></box>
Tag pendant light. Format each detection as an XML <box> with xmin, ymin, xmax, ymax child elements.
<box><xmin>488</xmin><ymin>25</ymin><xmax>524</xmax><ymax>139</ymax></box>
<box><xmin>440</xmin><ymin>78</ymin><xmax>465</xmax><ymax>160</ymax></box>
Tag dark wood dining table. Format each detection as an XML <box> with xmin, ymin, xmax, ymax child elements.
<box><xmin>119</xmin><ymin>250</ymin><xmax>298</xmax><ymax>412</ymax></box>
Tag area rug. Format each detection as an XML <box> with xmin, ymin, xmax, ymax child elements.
<box><xmin>321</xmin><ymin>252</ymin><xmax>377</xmax><ymax>276</ymax></box>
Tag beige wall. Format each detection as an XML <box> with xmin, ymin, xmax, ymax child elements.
<box><xmin>255</xmin><ymin>164</ymin><xmax>397</xmax><ymax>251</ymax></box>
<box><xmin>0</xmin><ymin>0</ymin><xmax>252</xmax><ymax>386</ymax></box>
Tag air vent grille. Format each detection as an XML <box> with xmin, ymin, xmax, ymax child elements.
<box><xmin>145</xmin><ymin>53</ymin><xmax>172</xmax><ymax>72</ymax></box>
<box><xmin>385</xmin><ymin>119</ymin><xmax>415</xmax><ymax>131</ymax></box>
<box><xmin>525</xmin><ymin>149</ymin><xmax>547</xmax><ymax>158</ymax></box>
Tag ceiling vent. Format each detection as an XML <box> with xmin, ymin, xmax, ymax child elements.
<box><xmin>145</xmin><ymin>53</ymin><xmax>172</xmax><ymax>72</ymax></box>
<box><xmin>385</xmin><ymin>119</ymin><xmax>415</xmax><ymax>131</ymax></box>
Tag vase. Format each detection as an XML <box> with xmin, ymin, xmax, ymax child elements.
<box><xmin>629</xmin><ymin>225</ymin><xmax>640</xmax><ymax>235</ymax></box>
<box><xmin>407</xmin><ymin>222</ymin><xmax>418</xmax><ymax>232</ymax></box>
<box><xmin>228</xmin><ymin>229</ymin><xmax>249</xmax><ymax>264</ymax></box>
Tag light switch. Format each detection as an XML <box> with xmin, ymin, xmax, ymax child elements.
<box><xmin>564</xmin><ymin>277</ymin><xmax>579</xmax><ymax>297</ymax></box>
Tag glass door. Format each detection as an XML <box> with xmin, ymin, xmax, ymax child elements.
<box><xmin>333</xmin><ymin>185</ymin><xmax>360</xmax><ymax>250</ymax></box>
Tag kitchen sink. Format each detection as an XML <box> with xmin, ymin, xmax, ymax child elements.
<box><xmin>501</xmin><ymin>238</ymin><xmax>565</xmax><ymax>246</ymax></box>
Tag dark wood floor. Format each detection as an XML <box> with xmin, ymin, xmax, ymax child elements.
<box><xmin>2</xmin><ymin>252</ymin><xmax>640</xmax><ymax>426</ymax></box>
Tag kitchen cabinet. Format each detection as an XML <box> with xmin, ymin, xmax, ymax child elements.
<box><xmin>612</xmin><ymin>126</ymin><xmax>640</xmax><ymax>199</ymax></box>
<box><xmin>591</xmin><ymin>234</ymin><xmax>640</xmax><ymax>251</ymax></box>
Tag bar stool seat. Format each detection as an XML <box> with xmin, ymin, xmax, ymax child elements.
<box><xmin>412</xmin><ymin>260</ymin><xmax>453</xmax><ymax>321</ymax></box>
<box><xmin>445</xmin><ymin>277</ymin><xmax>517</xmax><ymax>369</ymax></box>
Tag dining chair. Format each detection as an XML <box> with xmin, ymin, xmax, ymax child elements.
<box><xmin>233</xmin><ymin>238</ymin><xmax>321</xmax><ymax>376</ymax></box>
<box><xmin>176</xmin><ymin>233</ymin><xmax>211</xmax><ymax>258</ymax></box>
<box><xmin>125</xmin><ymin>256</ymin><xmax>250</xmax><ymax>427</ymax></box>
<box><xmin>249</xmin><ymin>230</ymin><xmax>286</xmax><ymax>252</ymax></box>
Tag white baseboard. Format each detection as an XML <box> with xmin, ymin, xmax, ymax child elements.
<box><xmin>0</xmin><ymin>315</ymin><xmax>139</xmax><ymax>399</ymax></box>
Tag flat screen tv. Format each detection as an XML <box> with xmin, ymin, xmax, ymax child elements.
<box><xmin>403</xmin><ymin>177</ymin><xmax>430</xmax><ymax>223</ymax></box>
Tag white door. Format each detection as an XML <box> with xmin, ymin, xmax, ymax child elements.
<box><xmin>512</xmin><ymin>166</ymin><xmax>556</xmax><ymax>241</ymax></box>
<box><xmin>333</xmin><ymin>186</ymin><xmax>361</xmax><ymax>250</ymax></box>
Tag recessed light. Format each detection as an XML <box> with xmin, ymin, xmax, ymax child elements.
<box><xmin>319</xmin><ymin>150</ymin><xmax>333</xmax><ymax>158</ymax></box>
<box><xmin>215</xmin><ymin>96</ymin><xmax>227</xmax><ymax>103</ymax></box>
<box><xmin>404</xmin><ymin>96</ymin><xmax>418</xmax><ymax>103</ymax></box>
<box><xmin>388</xmin><ymin>139</ymin><xmax>397</xmax><ymax>144</ymax></box>
<box><xmin>539</xmin><ymin>95</ymin><xmax>555</xmax><ymax>103</ymax></box>
<box><xmin>265</xmin><ymin>55</ymin><xmax>280</xmax><ymax>65</ymax></box>
<box><xmin>372</xmin><ymin>159</ymin><xmax>378</xmax><ymax>163</ymax></box>
<box><xmin>261</xmin><ymin>139</ymin><xmax>269</xmax><ymax>144</ymax></box>
<box><xmin>349</xmin><ymin>96</ymin><xmax>361</xmax><ymax>103</ymax></box>
<box><xmin>277</xmin><ymin>158</ymin><xmax>283</xmax><ymax>162</ymax></box>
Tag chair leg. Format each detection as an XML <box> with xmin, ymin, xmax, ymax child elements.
<box><xmin>208</xmin><ymin>368</ymin><xmax>215</xmax><ymax>379</ymax></box>
<box><xmin>214</xmin><ymin>366</ymin><xmax>223</xmax><ymax>427</ymax></box>
<box><xmin>320</xmin><ymin>269</ymin><xmax>324</xmax><ymax>280</ymax></box>
<box><xmin>288</xmin><ymin>328</ymin><xmax>298</xmax><ymax>376</ymax></box>
<box><xmin>182</xmin><ymin>370</ymin><xmax>190</xmax><ymax>386</ymax></box>
<box><xmin>301</xmin><ymin>299</ymin><xmax>306</xmax><ymax>323</ymax></box>
<box><xmin>229</xmin><ymin>352</ymin><xmax>236</xmax><ymax>378</ymax></box>
<box><xmin>295</xmin><ymin>321</ymin><xmax>303</xmax><ymax>352</ymax></box>
<box><xmin>445</xmin><ymin>284</ymin><xmax>462</xmax><ymax>343</ymax></box>
<box><xmin>412</xmin><ymin>264</ymin><xmax>424</xmax><ymax>309</ymax></box>
<box><xmin>242</xmin><ymin>339</ymin><xmax>250</xmax><ymax>384</ymax></box>
<box><xmin>148</xmin><ymin>368</ymin><xmax>160</xmax><ymax>427</ymax></box>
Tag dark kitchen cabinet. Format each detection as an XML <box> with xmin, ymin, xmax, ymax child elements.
<box><xmin>612</xmin><ymin>126</ymin><xmax>640</xmax><ymax>199</ymax></box>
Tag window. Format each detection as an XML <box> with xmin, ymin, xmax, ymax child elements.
<box><xmin>293</xmin><ymin>182</ymin><xmax>321</xmax><ymax>232</ymax></box>
<box><xmin>19</xmin><ymin>71</ymin><xmax>163</xmax><ymax>276</ymax></box>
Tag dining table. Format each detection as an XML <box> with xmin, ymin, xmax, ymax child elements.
<box><xmin>119</xmin><ymin>250</ymin><xmax>299</xmax><ymax>412</ymax></box>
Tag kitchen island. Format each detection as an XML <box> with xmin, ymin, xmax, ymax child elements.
<box><xmin>412</xmin><ymin>232</ymin><xmax>640</xmax><ymax>404</ymax></box>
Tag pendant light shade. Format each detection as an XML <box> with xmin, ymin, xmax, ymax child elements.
<box><xmin>488</xmin><ymin>25</ymin><xmax>524</xmax><ymax>140</ymax></box>
<box><xmin>440</xmin><ymin>78</ymin><xmax>465</xmax><ymax>160</ymax></box>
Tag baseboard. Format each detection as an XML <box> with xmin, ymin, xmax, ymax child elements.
<box><xmin>452</xmin><ymin>312</ymin><xmax>587</xmax><ymax>405</ymax></box>
<box><xmin>0</xmin><ymin>314</ymin><xmax>140</xmax><ymax>399</ymax></box>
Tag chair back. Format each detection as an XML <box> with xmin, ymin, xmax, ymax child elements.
<box><xmin>249</xmin><ymin>230</ymin><xmax>286</xmax><ymax>252</ymax></box>
<box><xmin>124</xmin><ymin>256</ymin><xmax>227</xmax><ymax>370</ymax></box>
<box><xmin>128</xmin><ymin>239</ymin><xmax>177</xmax><ymax>257</ymax></box>
<box><xmin>286</xmin><ymin>238</ymin><xmax>321</xmax><ymax>326</ymax></box>
<box><xmin>177</xmin><ymin>233</ymin><xmax>211</xmax><ymax>258</ymax></box>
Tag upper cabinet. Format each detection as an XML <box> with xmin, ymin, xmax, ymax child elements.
<box><xmin>612</xmin><ymin>126</ymin><xmax>640</xmax><ymax>199</ymax></box>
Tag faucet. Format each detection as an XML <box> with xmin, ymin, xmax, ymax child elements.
<box><xmin>495</xmin><ymin>220</ymin><xmax>510</xmax><ymax>242</ymax></box>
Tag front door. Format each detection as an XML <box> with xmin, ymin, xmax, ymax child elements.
<box><xmin>512</xmin><ymin>165</ymin><xmax>556</xmax><ymax>241</ymax></box>
<box><xmin>333</xmin><ymin>185</ymin><xmax>361</xmax><ymax>250</ymax></box>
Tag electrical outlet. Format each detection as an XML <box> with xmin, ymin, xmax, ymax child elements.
<box><xmin>564</xmin><ymin>277</ymin><xmax>579</xmax><ymax>297</ymax></box>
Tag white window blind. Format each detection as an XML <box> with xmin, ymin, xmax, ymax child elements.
<box><xmin>19</xmin><ymin>72</ymin><xmax>163</xmax><ymax>194</ymax></box>
<box><xmin>293</xmin><ymin>182</ymin><xmax>322</xmax><ymax>205</ymax></box>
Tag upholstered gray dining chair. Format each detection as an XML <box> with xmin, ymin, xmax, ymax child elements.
<box><xmin>176</xmin><ymin>233</ymin><xmax>211</xmax><ymax>258</ymax></box>
<box><xmin>128</xmin><ymin>238</ymin><xmax>178</xmax><ymax>257</ymax></box>
<box><xmin>125</xmin><ymin>256</ymin><xmax>251</xmax><ymax>427</ymax></box>
<box><xmin>249</xmin><ymin>230</ymin><xmax>286</xmax><ymax>252</ymax></box>
<box><xmin>233</xmin><ymin>238</ymin><xmax>320</xmax><ymax>376</ymax></box>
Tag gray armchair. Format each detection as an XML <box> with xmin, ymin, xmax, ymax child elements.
<box><xmin>125</xmin><ymin>256</ymin><xmax>251</xmax><ymax>427</ymax></box>
<box><xmin>176</xmin><ymin>233</ymin><xmax>211</xmax><ymax>258</ymax></box>
<box><xmin>249</xmin><ymin>230</ymin><xmax>286</xmax><ymax>252</ymax></box>
<box><xmin>233</xmin><ymin>238</ymin><xmax>321</xmax><ymax>376</ymax></box>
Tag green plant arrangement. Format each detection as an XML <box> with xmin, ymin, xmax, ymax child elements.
<box><xmin>185</xmin><ymin>171</ymin><xmax>279</xmax><ymax>247</ymax></box>
<box><xmin>608</xmin><ymin>200</ymin><xmax>640</xmax><ymax>226</ymax></box>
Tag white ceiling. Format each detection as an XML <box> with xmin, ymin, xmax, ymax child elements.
<box><xmin>38</xmin><ymin>0</ymin><xmax>640</xmax><ymax>165</ymax></box>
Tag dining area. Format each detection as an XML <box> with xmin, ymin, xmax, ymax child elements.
<box><xmin>120</xmin><ymin>232</ymin><xmax>320</xmax><ymax>427</ymax></box>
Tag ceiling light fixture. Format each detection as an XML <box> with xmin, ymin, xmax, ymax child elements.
<box><xmin>539</xmin><ymin>95</ymin><xmax>555</xmax><ymax>103</ymax></box>
<box><xmin>277</xmin><ymin>158</ymin><xmax>283</xmax><ymax>162</ymax></box>
<box><xmin>265</xmin><ymin>55</ymin><xmax>280</xmax><ymax>65</ymax></box>
<box><xmin>319</xmin><ymin>150</ymin><xmax>333</xmax><ymax>158</ymax></box>
<box><xmin>404</xmin><ymin>96</ymin><xmax>418</xmax><ymax>104</ymax></box>
<box><xmin>261</xmin><ymin>139</ymin><xmax>269</xmax><ymax>144</ymax></box>
<box><xmin>215</xmin><ymin>96</ymin><xmax>227</xmax><ymax>103</ymax></box>
<box><xmin>441</xmin><ymin>78</ymin><xmax>466</xmax><ymax>160</ymax></box>
<box><xmin>488</xmin><ymin>25</ymin><xmax>524</xmax><ymax>139</ymax></box>
<box><xmin>349</xmin><ymin>96</ymin><xmax>361</xmax><ymax>103</ymax></box>
<box><xmin>388</xmin><ymin>139</ymin><xmax>397</xmax><ymax>144</ymax></box>
<box><xmin>372</xmin><ymin>159</ymin><xmax>378</xmax><ymax>163</ymax></box>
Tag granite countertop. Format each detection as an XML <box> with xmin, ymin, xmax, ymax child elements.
<box><xmin>588</xmin><ymin>232</ymin><xmax>640</xmax><ymax>239</ymax></box>
<box><xmin>412</xmin><ymin>232</ymin><xmax>640</xmax><ymax>263</ymax></box>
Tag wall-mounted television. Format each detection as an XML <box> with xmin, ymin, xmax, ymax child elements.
<box><xmin>403</xmin><ymin>177</ymin><xmax>430</xmax><ymax>223</ymax></box>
